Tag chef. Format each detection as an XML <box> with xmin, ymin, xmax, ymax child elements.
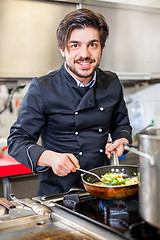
<box><xmin>7</xmin><ymin>8</ymin><xmax>132</xmax><ymax>196</ymax></box>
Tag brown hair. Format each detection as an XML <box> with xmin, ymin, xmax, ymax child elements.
<box><xmin>56</xmin><ymin>8</ymin><xmax>109</xmax><ymax>51</ymax></box>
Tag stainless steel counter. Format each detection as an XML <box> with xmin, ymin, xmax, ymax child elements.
<box><xmin>0</xmin><ymin>197</ymin><xmax>126</xmax><ymax>240</ymax></box>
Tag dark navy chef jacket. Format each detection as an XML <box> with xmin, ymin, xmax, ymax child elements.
<box><xmin>7</xmin><ymin>64</ymin><xmax>132</xmax><ymax>196</ymax></box>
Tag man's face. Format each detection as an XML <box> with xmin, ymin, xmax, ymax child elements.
<box><xmin>60</xmin><ymin>27</ymin><xmax>102</xmax><ymax>85</ymax></box>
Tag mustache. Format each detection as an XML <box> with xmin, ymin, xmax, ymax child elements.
<box><xmin>74</xmin><ymin>57</ymin><xmax>95</xmax><ymax>63</ymax></box>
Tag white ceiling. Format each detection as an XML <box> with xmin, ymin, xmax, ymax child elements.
<box><xmin>98</xmin><ymin>0</ymin><xmax>160</xmax><ymax>8</ymax></box>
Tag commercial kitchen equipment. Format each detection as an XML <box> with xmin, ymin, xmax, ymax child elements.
<box><xmin>0</xmin><ymin>188</ymin><xmax>159</xmax><ymax>240</ymax></box>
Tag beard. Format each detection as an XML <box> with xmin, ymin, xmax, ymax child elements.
<box><xmin>66</xmin><ymin>57</ymin><xmax>100</xmax><ymax>79</ymax></box>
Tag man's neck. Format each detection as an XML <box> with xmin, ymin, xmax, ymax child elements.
<box><xmin>64</xmin><ymin>62</ymin><xmax>96</xmax><ymax>87</ymax></box>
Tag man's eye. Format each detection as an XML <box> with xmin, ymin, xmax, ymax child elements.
<box><xmin>90</xmin><ymin>43</ymin><xmax>97</xmax><ymax>47</ymax></box>
<box><xmin>71</xmin><ymin>44</ymin><xmax>78</xmax><ymax>48</ymax></box>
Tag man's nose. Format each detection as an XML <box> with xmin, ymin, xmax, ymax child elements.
<box><xmin>80</xmin><ymin>45</ymin><xmax>90</xmax><ymax>58</ymax></box>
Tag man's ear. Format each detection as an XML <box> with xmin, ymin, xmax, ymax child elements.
<box><xmin>59</xmin><ymin>48</ymin><xmax>65</xmax><ymax>58</ymax></box>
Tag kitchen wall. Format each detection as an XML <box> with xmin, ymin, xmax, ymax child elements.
<box><xmin>87</xmin><ymin>0</ymin><xmax>160</xmax><ymax>9</ymax></box>
<box><xmin>124</xmin><ymin>84</ymin><xmax>160</xmax><ymax>137</ymax></box>
<box><xmin>82</xmin><ymin>2</ymin><xmax>160</xmax><ymax>73</ymax></box>
<box><xmin>0</xmin><ymin>0</ymin><xmax>160</xmax><ymax>77</ymax></box>
<box><xmin>0</xmin><ymin>0</ymin><xmax>76</xmax><ymax>78</ymax></box>
<box><xmin>0</xmin><ymin>84</ymin><xmax>29</xmax><ymax>139</ymax></box>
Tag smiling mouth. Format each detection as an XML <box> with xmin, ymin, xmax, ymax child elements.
<box><xmin>75</xmin><ymin>59</ymin><xmax>95</xmax><ymax>69</ymax></box>
<box><xmin>79</xmin><ymin>62</ymin><xmax>91</xmax><ymax>65</ymax></box>
<box><xmin>66</xmin><ymin>61</ymin><xmax>97</xmax><ymax>79</ymax></box>
<box><xmin>75</xmin><ymin>58</ymin><xmax>95</xmax><ymax>65</ymax></box>
<box><xmin>78</xmin><ymin>62</ymin><xmax>92</xmax><ymax>68</ymax></box>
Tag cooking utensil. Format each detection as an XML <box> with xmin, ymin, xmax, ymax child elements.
<box><xmin>0</xmin><ymin>197</ymin><xmax>16</xmax><ymax>216</ymax></box>
<box><xmin>10</xmin><ymin>193</ymin><xmax>51</xmax><ymax>216</ymax></box>
<box><xmin>0</xmin><ymin>197</ymin><xmax>35</xmax><ymax>219</ymax></box>
<box><xmin>78</xmin><ymin>151</ymin><xmax>120</xmax><ymax>182</ymax></box>
<box><xmin>77</xmin><ymin>168</ymin><xmax>102</xmax><ymax>181</ymax></box>
<box><xmin>81</xmin><ymin>165</ymin><xmax>139</xmax><ymax>200</ymax></box>
<box><xmin>41</xmin><ymin>187</ymin><xmax>85</xmax><ymax>201</ymax></box>
<box><xmin>124</xmin><ymin>128</ymin><xmax>160</xmax><ymax>229</ymax></box>
<box><xmin>0</xmin><ymin>198</ymin><xmax>16</xmax><ymax>209</ymax></box>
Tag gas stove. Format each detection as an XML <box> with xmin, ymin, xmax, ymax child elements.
<box><xmin>0</xmin><ymin>191</ymin><xmax>160</xmax><ymax>240</ymax></box>
<box><xmin>53</xmin><ymin>192</ymin><xmax>160</xmax><ymax>240</ymax></box>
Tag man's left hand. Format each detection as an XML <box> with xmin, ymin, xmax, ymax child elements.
<box><xmin>105</xmin><ymin>138</ymin><xmax>129</xmax><ymax>159</ymax></box>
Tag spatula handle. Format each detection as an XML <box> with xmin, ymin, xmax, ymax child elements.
<box><xmin>0</xmin><ymin>198</ymin><xmax>16</xmax><ymax>209</ymax></box>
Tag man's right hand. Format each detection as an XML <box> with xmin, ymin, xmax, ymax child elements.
<box><xmin>37</xmin><ymin>150</ymin><xmax>80</xmax><ymax>176</ymax></box>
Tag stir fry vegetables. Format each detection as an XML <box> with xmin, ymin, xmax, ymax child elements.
<box><xmin>94</xmin><ymin>172</ymin><xmax>138</xmax><ymax>186</ymax></box>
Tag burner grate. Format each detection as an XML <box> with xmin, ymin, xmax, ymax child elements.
<box><xmin>55</xmin><ymin>193</ymin><xmax>160</xmax><ymax>240</ymax></box>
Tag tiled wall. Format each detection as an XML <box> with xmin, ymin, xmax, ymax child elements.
<box><xmin>125</xmin><ymin>83</ymin><xmax>160</xmax><ymax>135</ymax></box>
<box><xmin>0</xmin><ymin>84</ymin><xmax>29</xmax><ymax>138</ymax></box>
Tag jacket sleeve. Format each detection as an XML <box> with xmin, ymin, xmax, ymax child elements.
<box><xmin>7</xmin><ymin>78</ymin><xmax>48</xmax><ymax>174</ymax></box>
<box><xmin>109</xmin><ymin>79</ymin><xmax>132</xmax><ymax>144</ymax></box>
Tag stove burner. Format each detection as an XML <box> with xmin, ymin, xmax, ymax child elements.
<box><xmin>101</xmin><ymin>201</ymin><xmax>129</xmax><ymax>230</ymax></box>
<box><xmin>62</xmin><ymin>194</ymin><xmax>130</xmax><ymax>231</ymax></box>
<box><xmin>56</xmin><ymin>193</ymin><xmax>159</xmax><ymax>240</ymax></box>
<box><xmin>99</xmin><ymin>199</ymin><xmax>127</xmax><ymax>212</ymax></box>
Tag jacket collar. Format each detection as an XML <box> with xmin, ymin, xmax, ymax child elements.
<box><xmin>76</xmin><ymin>86</ymin><xmax>95</xmax><ymax>111</ymax></box>
<box><xmin>61</xmin><ymin>64</ymin><xmax>96</xmax><ymax>111</ymax></box>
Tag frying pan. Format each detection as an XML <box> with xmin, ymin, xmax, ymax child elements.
<box><xmin>81</xmin><ymin>165</ymin><xmax>139</xmax><ymax>200</ymax></box>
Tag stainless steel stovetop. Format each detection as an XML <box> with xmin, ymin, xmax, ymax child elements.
<box><xmin>0</xmin><ymin>191</ymin><xmax>159</xmax><ymax>240</ymax></box>
<box><xmin>0</xmin><ymin>192</ymin><xmax>124</xmax><ymax>240</ymax></box>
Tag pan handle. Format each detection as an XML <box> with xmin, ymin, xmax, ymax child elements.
<box><xmin>124</xmin><ymin>144</ymin><xmax>154</xmax><ymax>166</ymax></box>
<box><xmin>110</xmin><ymin>151</ymin><xmax>119</xmax><ymax>165</ymax></box>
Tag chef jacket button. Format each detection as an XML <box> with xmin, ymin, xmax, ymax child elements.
<box><xmin>75</xmin><ymin>111</ymin><xmax>78</xmax><ymax>115</ymax></box>
<box><xmin>100</xmin><ymin>107</ymin><xmax>104</xmax><ymax>111</ymax></box>
<box><xmin>99</xmin><ymin>128</ymin><xmax>102</xmax><ymax>132</ymax></box>
<box><xmin>79</xmin><ymin>152</ymin><xmax>83</xmax><ymax>156</ymax></box>
<box><xmin>100</xmin><ymin>149</ymin><xmax>103</xmax><ymax>153</ymax></box>
<box><xmin>75</xmin><ymin>131</ymin><xmax>79</xmax><ymax>135</ymax></box>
